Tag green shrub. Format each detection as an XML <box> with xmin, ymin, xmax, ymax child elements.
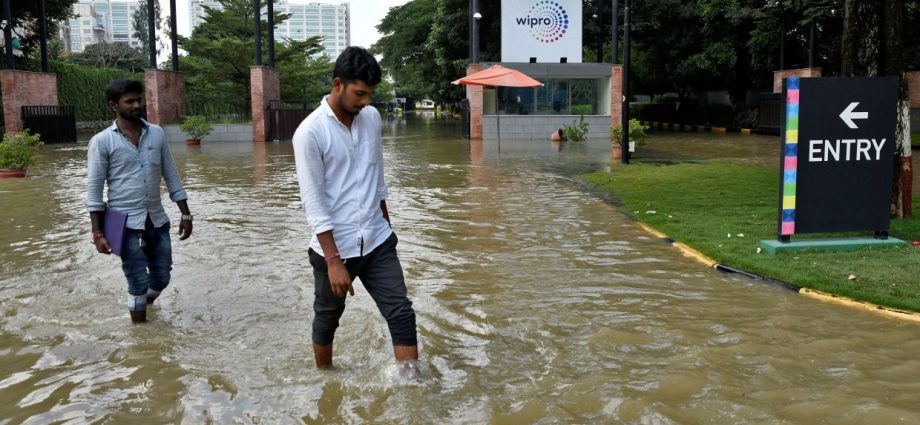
<box><xmin>0</xmin><ymin>131</ymin><xmax>43</xmax><ymax>170</ymax></box>
<box><xmin>562</xmin><ymin>115</ymin><xmax>589</xmax><ymax>142</ymax></box>
<box><xmin>610</xmin><ymin>118</ymin><xmax>649</xmax><ymax>146</ymax></box>
<box><xmin>180</xmin><ymin>116</ymin><xmax>213</xmax><ymax>141</ymax></box>
<box><xmin>51</xmin><ymin>61</ymin><xmax>143</xmax><ymax>122</ymax></box>
<box><xmin>571</xmin><ymin>104</ymin><xmax>594</xmax><ymax>115</ymax></box>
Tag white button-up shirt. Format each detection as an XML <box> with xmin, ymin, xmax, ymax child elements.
<box><xmin>293</xmin><ymin>95</ymin><xmax>391</xmax><ymax>259</ymax></box>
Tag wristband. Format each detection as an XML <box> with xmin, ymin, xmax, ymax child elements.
<box><xmin>181</xmin><ymin>214</ymin><xmax>193</xmax><ymax>222</ymax></box>
<box><xmin>324</xmin><ymin>252</ymin><xmax>341</xmax><ymax>263</ymax></box>
<box><xmin>92</xmin><ymin>231</ymin><xmax>105</xmax><ymax>242</ymax></box>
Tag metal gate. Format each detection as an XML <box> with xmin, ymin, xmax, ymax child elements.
<box><xmin>268</xmin><ymin>100</ymin><xmax>314</xmax><ymax>141</ymax></box>
<box><xmin>22</xmin><ymin>106</ymin><xmax>77</xmax><ymax>143</ymax></box>
<box><xmin>755</xmin><ymin>93</ymin><xmax>782</xmax><ymax>135</ymax></box>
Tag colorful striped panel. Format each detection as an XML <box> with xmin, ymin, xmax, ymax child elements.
<box><xmin>781</xmin><ymin>77</ymin><xmax>800</xmax><ymax>236</ymax></box>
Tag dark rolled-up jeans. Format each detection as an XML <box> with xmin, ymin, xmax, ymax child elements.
<box><xmin>308</xmin><ymin>232</ymin><xmax>417</xmax><ymax>347</ymax></box>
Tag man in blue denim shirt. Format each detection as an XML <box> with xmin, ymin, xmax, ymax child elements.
<box><xmin>86</xmin><ymin>79</ymin><xmax>193</xmax><ymax>323</ymax></box>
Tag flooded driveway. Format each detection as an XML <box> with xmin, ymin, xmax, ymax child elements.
<box><xmin>2</xmin><ymin>116</ymin><xmax>919</xmax><ymax>423</ymax></box>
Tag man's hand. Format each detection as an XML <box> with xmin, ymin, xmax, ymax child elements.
<box><xmin>327</xmin><ymin>261</ymin><xmax>354</xmax><ymax>297</ymax></box>
<box><xmin>178</xmin><ymin>219</ymin><xmax>193</xmax><ymax>240</ymax></box>
<box><xmin>94</xmin><ymin>237</ymin><xmax>112</xmax><ymax>254</ymax></box>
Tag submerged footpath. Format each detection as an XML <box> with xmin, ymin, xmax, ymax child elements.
<box><xmin>582</xmin><ymin>159</ymin><xmax>920</xmax><ymax>321</ymax></box>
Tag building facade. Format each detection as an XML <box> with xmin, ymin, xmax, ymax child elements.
<box><xmin>189</xmin><ymin>0</ymin><xmax>350</xmax><ymax>58</ymax></box>
<box><xmin>61</xmin><ymin>0</ymin><xmax>144</xmax><ymax>53</ymax></box>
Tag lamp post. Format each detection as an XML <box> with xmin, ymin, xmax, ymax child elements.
<box><xmin>254</xmin><ymin>0</ymin><xmax>261</xmax><ymax>66</ymax></box>
<box><xmin>470</xmin><ymin>1</ymin><xmax>481</xmax><ymax>64</ymax></box>
<box><xmin>621</xmin><ymin>0</ymin><xmax>631</xmax><ymax>164</ymax></box>
<box><xmin>146</xmin><ymin>0</ymin><xmax>155</xmax><ymax>68</ymax></box>
<box><xmin>611</xmin><ymin>0</ymin><xmax>619</xmax><ymax>64</ymax></box>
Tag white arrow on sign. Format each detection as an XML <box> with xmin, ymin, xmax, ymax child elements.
<box><xmin>839</xmin><ymin>102</ymin><xmax>869</xmax><ymax>129</ymax></box>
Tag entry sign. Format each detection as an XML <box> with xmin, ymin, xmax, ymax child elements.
<box><xmin>777</xmin><ymin>77</ymin><xmax>898</xmax><ymax>239</ymax></box>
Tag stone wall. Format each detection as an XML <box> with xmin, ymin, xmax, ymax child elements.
<box><xmin>250</xmin><ymin>66</ymin><xmax>280</xmax><ymax>142</ymax></box>
<box><xmin>145</xmin><ymin>69</ymin><xmax>185</xmax><ymax>125</ymax></box>
<box><xmin>1</xmin><ymin>70</ymin><xmax>58</xmax><ymax>132</ymax></box>
<box><xmin>773</xmin><ymin>68</ymin><xmax>822</xmax><ymax>93</ymax></box>
<box><xmin>483</xmin><ymin>115</ymin><xmax>611</xmax><ymax>141</ymax></box>
<box><xmin>163</xmin><ymin>124</ymin><xmax>253</xmax><ymax>143</ymax></box>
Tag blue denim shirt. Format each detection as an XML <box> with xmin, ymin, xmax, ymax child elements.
<box><xmin>85</xmin><ymin>120</ymin><xmax>187</xmax><ymax>230</ymax></box>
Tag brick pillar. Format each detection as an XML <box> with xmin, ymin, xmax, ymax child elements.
<box><xmin>610</xmin><ymin>65</ymin><xmax>623</xmax><ymax>129</ymax></box>
<box><xmin>144</xmin><ymin>69</ymin><xmax>186</xmax><ymax>125</ymax></box>
<box><xmin>0</xmin><ymin>70</ymin><xmax>58</xmax><ymax>133</ymax></box>
<box><xmin>251</xmin><ymin>66</ymin><xmax>280</xmax><ymax>142</ymax></box>
<box><xmin>466</xmin><ymin>63</ymin><xmax>484</xmax><ymax>140</ymax></box>
<box><xmin>773</xmin><ymin>68</ymin><xmax>822</xmax><ymax>93</ymax></box>
<box><xmin>907</xmin><ymin>71</ymin><xmax>920</xmax><ymax>109</ymax></box>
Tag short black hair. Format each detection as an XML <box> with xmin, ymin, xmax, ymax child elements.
<box><xmin>105</xmin><ymin>79</ymin><xmax>144</xmax><ymax>103</ymax></box>
<box><xmin>333</xmin><ymin>47</ymin><xmax>382</xmax><ymax>86</ymax></box>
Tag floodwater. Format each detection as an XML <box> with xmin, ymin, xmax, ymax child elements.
<box><xmin>2</xmin><ymin>115</ymin><xmax>920</xmax><ymax>424</ymax></box>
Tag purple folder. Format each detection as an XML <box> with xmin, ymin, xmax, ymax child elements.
<box><xmin>103</xmin><ymin>207</ymin><xmax>128</xmax><ymax>256</ymax></box>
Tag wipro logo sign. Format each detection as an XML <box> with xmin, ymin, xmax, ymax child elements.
<box><xmin>515</xmin><ymin>1</ymin><xmax>570</xmax><ymax>44</ymax></box>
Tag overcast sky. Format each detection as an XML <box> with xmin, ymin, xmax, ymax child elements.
<box><xmin>170</xmin><ymin>0</ymin><xmax>409</xmax><ymax>52</ymax></box>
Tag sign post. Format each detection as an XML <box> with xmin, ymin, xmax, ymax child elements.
<box><xmin>761</xmin><ymin>77</ymin><xmax>907</xmax><ymax>254</ymax></box>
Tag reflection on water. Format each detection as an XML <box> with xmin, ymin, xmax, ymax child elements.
<box><xmin>2</xmin><ymin>119</ymin><xmax>920</xmax><ymax>423</ymax></box>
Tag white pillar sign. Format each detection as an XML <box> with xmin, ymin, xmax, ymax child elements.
<box><xmin>501</xmin><ymin>0</ymin><xmax>582</xmax><ymax>63</ymax></box>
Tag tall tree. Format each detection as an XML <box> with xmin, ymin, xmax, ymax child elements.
<box><xmin>68</xmin><ymin>41</ymin><xmax>146</xmax><ymax>70</ymax></box>
<box><xmin>178</xmin><ymin>0</ymin><xmax>332</xmax><ymax>108</ymax></box>
<box><xmin>132</xmin><ymin>0</ymin><xmax>163</xmax><ymax>62</ymax></box>
<box><xmin>4</xmin><ymin>0</ymin><xmax>78</xmax><ymax>67</ymax></box>
<box><xmin>842</xmin><ymin>0</ymin><xmax>912</xmax><ymax>218</ymax></box>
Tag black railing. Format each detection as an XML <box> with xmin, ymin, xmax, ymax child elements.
<box><xmin>22</xmin><ymin>105</ymin><xmax>77</xmax><ymax>143</ymax></box>
<box><xmin>186</xmin><ymin>103</ymin><xmax>251</xmax><ymax>124</ymax></box>
<box><xmin>268</xmin><ymin>99</ymin><xmax>314</xmax><ymax>141</ymax></box>
<box><xmin>755</xmin><ymin>93</ymin><xmax>782</xmax><ymax>135</ymax></box>
<box><xmin>460</xmin><ymin>99</ymin><xmax>470</xmax><ymax>139</ymax></box>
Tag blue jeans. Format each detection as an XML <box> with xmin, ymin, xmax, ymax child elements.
<box><xmin>121</xmin><ymin>217</ymin><xmax>172</xmax><ymax>311</ymax></box>
<box><xmin>308</xmin><ymin>233</ymin><xmax>417</xmax><ymax>346</ymax></box>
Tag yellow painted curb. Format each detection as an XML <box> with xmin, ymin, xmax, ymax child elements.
<box><xmin>672</xmin><ymin>242</ymin><xmax>718</xmax><ymax>268</ymax></box>
<box><xmin>712</xmin><ymin>127</ymin><xmax>727</xmax><ymax>134</ymax></box>
<box><xmin>634</xmin><ymin>222</ymin><xmax>717</xmax><ymax>267</ymax></box>
<box><xmin>799</xmin><ymin>288</ymin><xmax>920</xmax><ymax>323</ymax></box>
<box><xmin>741</xmin><ymin>128</ymin><xmax>752</xmax><ymax>136</ymax></box>
<box><xmin>636</xmin><ymin>222</ymin><xmax>667</xmax><ymax>239</ymax></box>
<box><xmin>632</xmin><ymin>221</ymin><xmax>920</xmax><ymax>323</ymax></box>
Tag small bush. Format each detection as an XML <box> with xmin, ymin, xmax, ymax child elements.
<box><xmin>562</xmin><ymin>115</ymin><xmax>589</xmax><ymax>142</ymax></box>
<box><xmin>180</xmin><ymin>116</ymin><xmax>213</xmax><ymax>141</ymax></box>
<box><xmin>610</xmin><ymin>118</ymin><xmax>649</xmax><ymax>146</ymax></box>
<box><xmin>0</xmin><ymin>130</ymin><xmax>43</xmax><ymax>170</ymax></box>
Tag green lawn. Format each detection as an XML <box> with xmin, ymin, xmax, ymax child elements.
<box><xmin>583</xmin><ymin>161</ymin><xmax>920</xmax><ymax>312</ymax></box>
<box><xmin>913</xmin><ymin>132</ymin><xmax>919</xmax><ymax>146</ymax></box>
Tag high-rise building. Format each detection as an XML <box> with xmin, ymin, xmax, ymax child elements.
<box><xmin>60</xmin><ymin>0</ymin><xmax>144</xmax><ymax>53</ymax></box>
<box><xmin>189</xmin><ymin>0</ymin><xmax>351</xmax><ymax>58</ymax></box>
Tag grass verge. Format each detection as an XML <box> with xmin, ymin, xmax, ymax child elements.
<box><xmin>583</xmin><ymin>161</ymin><xmax>920</xmax><ymax>312</ymax></box>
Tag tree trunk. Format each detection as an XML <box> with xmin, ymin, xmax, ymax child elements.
<box><xmin>842</xmin><ymin>0</ymin><xmax>912</xmax><ymax>218</ymax></box>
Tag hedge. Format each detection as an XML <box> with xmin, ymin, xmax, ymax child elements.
<box><xmin>50</xmin><ymin>61</ymin><xmax>143</xmax><ymax>122</ymax></box>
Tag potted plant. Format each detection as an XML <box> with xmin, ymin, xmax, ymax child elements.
<box><xmin>180</xmin><ymin>115</ymin><xmax>213</xmax><ymax>145</ymax></box>
<box><xmin>0</xmin><ymin>130</ymin><xmax>43</xmax><ymax>178</ymax></box>
<box><xmin>610</xmin><ymin>118</ymin><xmax>649</xmax><ymax>159</ymax></box>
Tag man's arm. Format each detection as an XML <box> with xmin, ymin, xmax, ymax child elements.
<box><xmin>159</xmin><ymin>133</ymin><xmax>193</xmax><ymax>240</ymax></box>
<box><xmin>293</xmin><ymin>129</ymin><xmax>352</xmax><ymax>297</ymax></box>
<box><xmin>86</xmin><ymin>137</ymin><xmax>111</xmax><ymax>254</ymax></box>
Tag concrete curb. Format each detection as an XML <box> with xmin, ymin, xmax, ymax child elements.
<box><xmin>634</xmin><ymin>221</ymin><xmax>920</xmax><ymax>323</ymax></box>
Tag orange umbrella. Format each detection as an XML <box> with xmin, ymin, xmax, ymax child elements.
<box><xmin>453</xmin><ymin>65</ymin><xmax>543</xmax><ymax>141</ymax></box>
<box><xmin>452</xmin><ymin>65</ymin><xmax>543</xmax><ymax>88</ymax></box>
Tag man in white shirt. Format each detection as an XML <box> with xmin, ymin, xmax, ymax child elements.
<box><xmin>292</xmin><ymin>47</ymin><xmax>418</xmax><ymax>375</ymax></box>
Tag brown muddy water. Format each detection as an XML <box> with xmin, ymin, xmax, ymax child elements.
<box><xmin>1</xmin><ymin>116</ymin><xmax>919</xmax><ymax>424</ymax></box>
